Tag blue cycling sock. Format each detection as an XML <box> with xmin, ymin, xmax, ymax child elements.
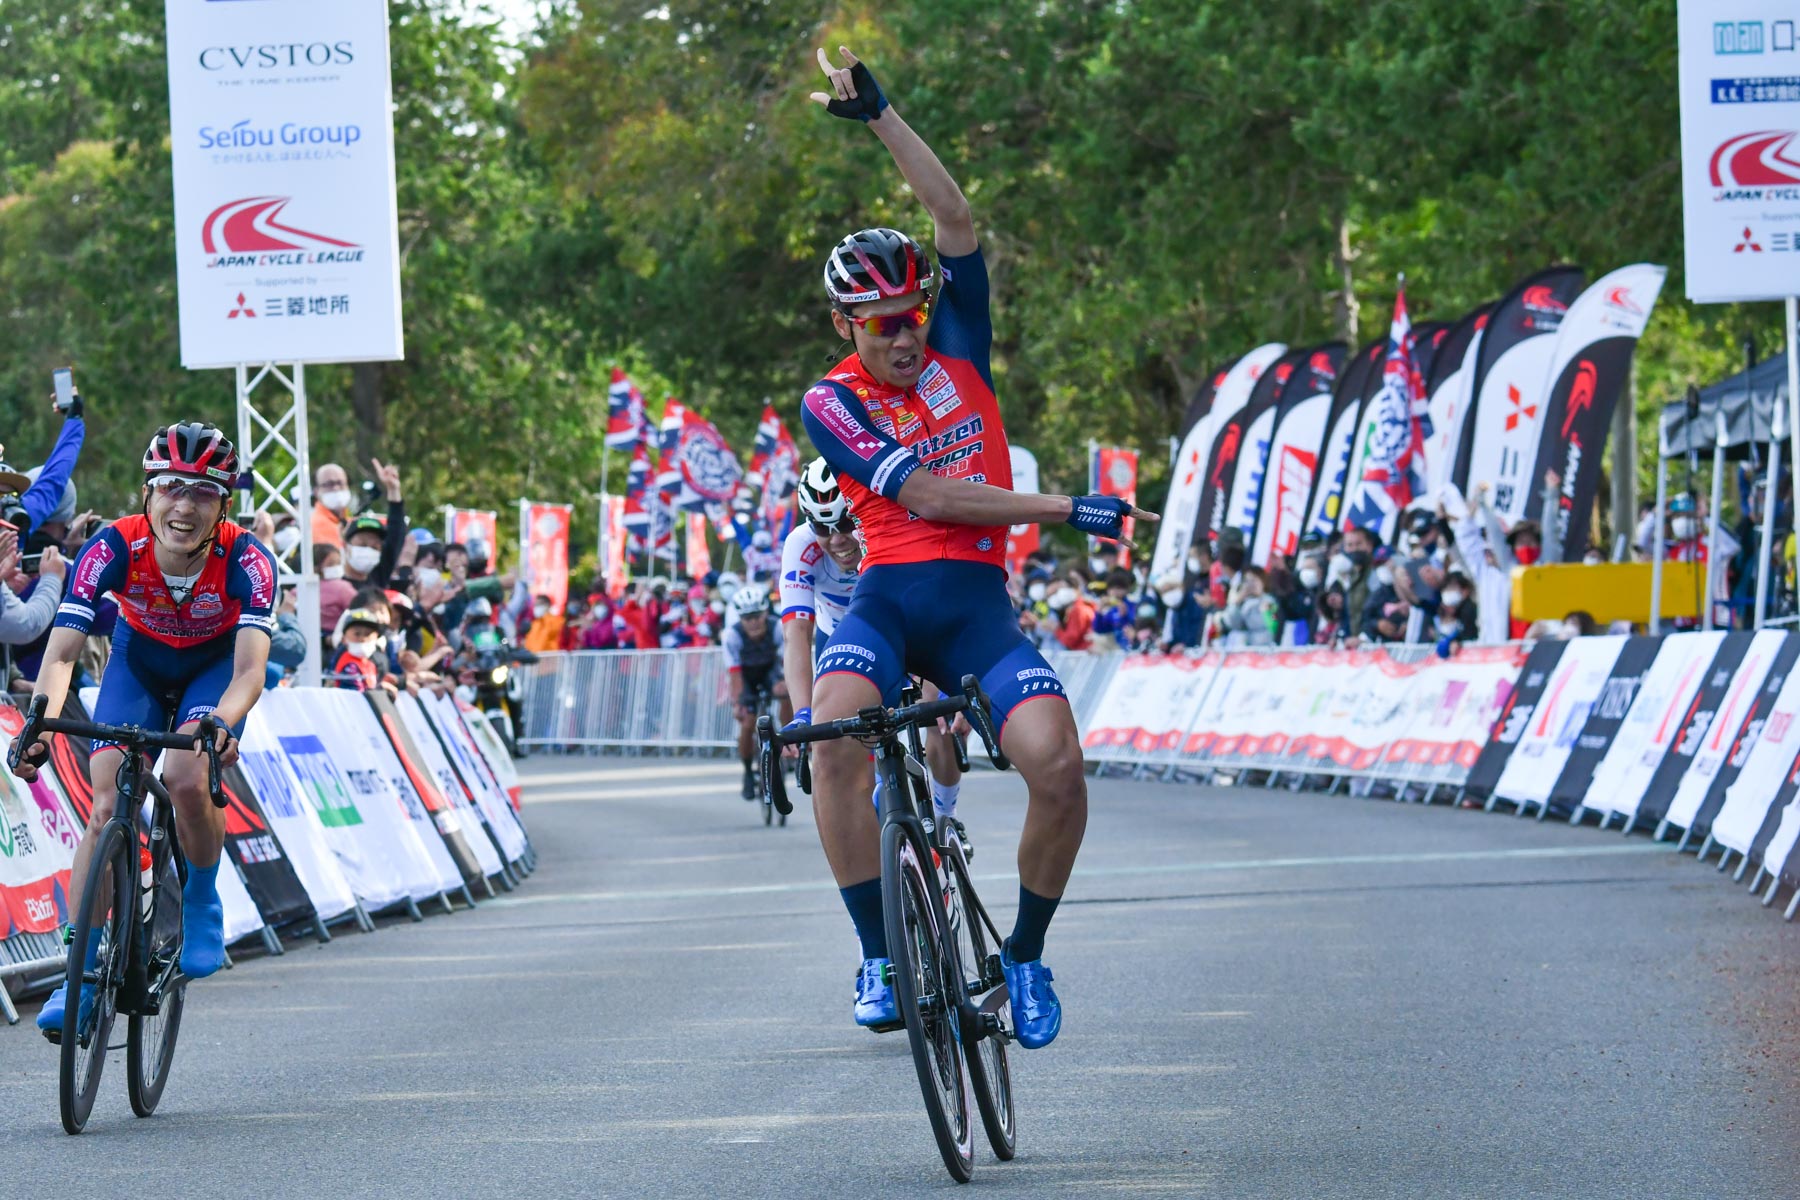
<box><xmin>183</xmin><ymin>859</ymin><xmax>219</xmax><ymax>906</ymax></box>
<box><xmin>1007</xmin><ymin>886</ymin><xmax>1060</xmax><ymax>963</ymax></box>
<box><xmin>840</xmin><ymin>878</ymin><xmax>887</xmax><ymax>960</ymax></box>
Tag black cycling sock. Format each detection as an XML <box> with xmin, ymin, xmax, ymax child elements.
<box><xmin>840</xmin><ymin>879</ymin><xmax>887</xmax><ymax>959</ymax></box>
<box><xmin>1008</xmin><ymin>886</ymin><xmax>1060</xmax><ymax>962</ymax></box>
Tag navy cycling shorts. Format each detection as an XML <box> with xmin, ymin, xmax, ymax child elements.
<box><xmin>816</xmin><ymin>560</ymin><xmax>1067</xmax><ymax>732</ymax></box>
<box><xmin>90</xmin><ymin>624</ymin><xmax>245</xmax><ymax>756</ymax></box>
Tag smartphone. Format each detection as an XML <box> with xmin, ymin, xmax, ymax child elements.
<box><xmin>52</xmin><ymin>367</ymin><xmax>75</xmax><ymax>412</ymax></box>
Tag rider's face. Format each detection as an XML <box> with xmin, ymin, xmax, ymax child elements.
<box><xmin>822</xmin><ymin>529</ymin><xmax>862</xmax><ymax>570</ymax></box>
<box><xmin>145</xmin><ymin>479</ymin><xmax>225</xmax><ymax>555</ymax></box>
<box><xmin>833</xmin><ymin>289</ymin><xmax>931</xmax><ymax>389</ymax></box>
<box><xmin>740</xmin><ymin>611</ymin><xmax>768</xmax><ymax>635</ymax></box>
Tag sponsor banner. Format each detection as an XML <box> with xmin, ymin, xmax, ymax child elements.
<box><xmin>1632</xmin><ymin>632</ymin><xmax>1758</xmax><ymax>829</ymax></box>
<box><xmin>1678</xmin><ymin>2</ymin><xmax>1800</xmax><ymax>302</ymax></box>
<box><xmin>1662</xmin><ymin>629</ymin><xmax>1793</xmax><ymax>834</ymax></box>
<box><xmin>0</xmin><ymin>707</ymin><xmax>77</xmax><ymax>938</ymax></box>
<box><xmin>1005</xmin><ymin>445</ymin><xmax>1041</xmax><ymax>577</ymax></box>
<box><xmin>1342</xmin><ymin>291</ymin><xmax>1429</xmax><ymax>542</ymax></box>
<box><xmin>1712</xmin><ymin>651</ymin><xmax>1800</xmax><ymax>858</ymax></box>
<box><xmin>1455</xmin><ymin>267</ymin><xmax>1587</xmax><ymax>523</ymax></box>
<box><xmin>1186</xmin><ymin>344</ymin><xmax>1287</xmax><ymax>552</ymax></box>
<box><xmin>234</xmin><ymin>708</ymin><xmax>360</xmax><ymax>924</ymax></box>
<box><xmin>603</xmin><ymin>494</ymin><xmax>628</xmax><ymax>597</ymax></box>
<box><xmin>445</xmin><ymin>508</ymin><xmax>499</xmax><ymax>565</ymax></box>
<box><xmin>1582</xmin><ymin>632</ymin><xmax>1726</xmax><ymax>823</ymax></box>
<box><xmin>365</xmin><ymin>691</ymin><xmax>497</xmax><ymax>884</ymax></box>
<box><xmin>1525</xmin><ymin>265</ymin><xmax>1668</xmax><ymax>555</ymax></box>
<box><xmin>422</xmin><ymin>692</ymin><xmax>530</xmax><ymax>860</ymax></box>
<box><xmin>1422</xmin><ymin>306</ymin><xmax>1490</xmax><ymax>502</ymax></box>
<box><xmin>1492</xmin><ymin>636</ymin><xmax>1631</xmax><ymax>808</ymax></box>
<box><xmin>251</xmin><ymin>688</ymin><xmax>416</xmax><ymax>910</ymax></box>
<box><xmin>395</xmin><ymin>693</ymin><xmax>515</xmax><ymax>870</ymax></box>
<box><xmin>1248</xmin><ymin>344</ymin><xmax>1345</xmax><ymax>566</ymax></box>
<box><xmin>1202</xmin><ymin>347</ymin><xmax>1293</xmax><ymax>552</ymax></box>
<box><xmin>164</xmin><ymin>0</ymin><xmax>403</xmax><ymax>366</ymax></box>
<box><xmin>1151</xmin><ymin>395</ymin><xmax>1233</xmax><ymax>583</ymax></box>
<box><xmin>1224</xmin><ymin>347</ymin><xmax>1311</xmax><ymax>546</ymax></box>
<box><xmin>1462</xmin><ymin>640</ymin><xmax>1570</xmax><ymax>797</ymax></box>
<box><xmin>521</xmin><ymin>501</ymin><xmax>573</xmax><ymax>612</ymax></box>
<box><xmin>1334</xmin><ymin>331</ymin><xmax>1407</xmax><ymax>537</ymax></box>
<box><xmin>1092</xmin><ymin>447</ymin><xmax>1140</xmax><ymax>565</ymax></box>
<box><xmin>1302</xmin><ymin>340</ymin><xmax>1383</xmax><ymax>541</ymax></box>
<box><xmin>457</xmin><ymin>697</ymin><xmax>525</xmax><ymax>810</ymax></box>
<box><xmin>1081</xmin><ymin>645</ymin><xmax>1525</xmax><ymax>777</ymax></box>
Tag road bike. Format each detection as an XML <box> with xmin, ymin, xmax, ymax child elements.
<box><xmin>745</xmin><ymin>684</ymin><xmax>785</xmax><ymax>827</ymax></box>
<box><xmin>10</xmin><ymin>695</ymin><xmax>229</xmax><ymax>1135</ymax></box>
<box><xmin>760</xmin><ymin>675</ymin><xmax>1017</xmax><ymax>1182</ymax></box>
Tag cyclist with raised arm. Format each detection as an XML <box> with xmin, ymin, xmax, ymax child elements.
<box><xmin>11</xmin><ymin>423</ymin><xmax>276</xmax><ymax>1037</ymax></box>
<box><xmin>780</xmin><ymin>458</ymin><xmax>965</xmax><ymax>832</ymax></box>
<box><xmin>798</xmin><ymin>49</ymin><xmax>1152</xmax><ymax>1047</ymax></box>
<box><xmin>724</xmin><ymin>584</ymin><xmax>789</xmax><ymax>800</ymax></box>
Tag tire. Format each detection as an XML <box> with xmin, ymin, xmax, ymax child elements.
<box><xmin>60</xmin><ymin>823</ymin><xmax>130</xmax><ymax>1135</ymax></box>
<box><xmin>128</xmin><ymin>849</ymin><xmax>187</xmax><ymax>1118</ymax></box>
<box><xmin>943</xmin><ymin>838</ymin><xmax>1016</xmax><ymax>1160</ymax></box>
<box><xmin>881</xmin><ymin>819</ymin><xmax>975</xmax><ymax>1182</ymax></box>
<box><xmin>486</xmin><ymin>712</ymin><xmax>517</xmax><ymax>759</ymax></box>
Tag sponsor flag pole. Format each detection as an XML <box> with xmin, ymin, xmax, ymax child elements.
<box><xmin>1650</xmin><ymin>434</ymin><xmax>1668</xmax><ymax>636</ymax></box>
<box><xmin>1756</xmin><ymin>396</ymin><xmax>1785</xmax><ymax>628</ymax></box>
<box><xmin>1789</xmin><ymin>295</ymin><xmax>1800</xmax><ymax>579</ymax></box>
<box><xmin>1706</xmin><ymin>412</ymin><xmax>1726</xmax><ymax>631</ymax></box>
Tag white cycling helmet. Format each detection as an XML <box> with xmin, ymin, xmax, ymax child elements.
<box><xmin>731</xmin><ymin>584</ymin><xmax>771</xmax><ymax>616</ymax></box>
<box><xmin>797</xmin><ymin>457</ymin><xmax>852</xmax><ymax>529</ymax></box>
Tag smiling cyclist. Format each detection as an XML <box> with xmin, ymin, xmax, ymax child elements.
<box><xmin>798</xmin><ymin>48</ymin><xmax>1153</xmax><ymax>1048</ymax></box>
<box><xmin>11</xmin><ymin>422</ymin><xmax>276</xmax><ymax>1037</ymax></box>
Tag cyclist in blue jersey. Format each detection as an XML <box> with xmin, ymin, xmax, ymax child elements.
<box><xmin>797</xmin><ymin>48</ymin><xmax>1154</xmax><ymax>1048</ymax></box>
<box><xmin>11</xmin><ymin>423</ymin><xmax>275</xmax><ymax>1037</ymax></box>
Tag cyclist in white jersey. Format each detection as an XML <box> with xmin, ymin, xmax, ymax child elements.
<box><xmin>779</xmin><ymin>459</ymin><xmax>964</xmax><ymax>828</ymax></box>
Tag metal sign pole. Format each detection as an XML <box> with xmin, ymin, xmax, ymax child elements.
<box><xmin>1650</xmin><ymin>444</ymin><xmax>1668</xmax><ymax>636</ymax></box>
<box><xmin>235</xmin><ymin>360</ymin><xmax>319</xmax><ymax>686</ymax></box>
<box><xmin>1705</xmin><ymin>412</ymin><xmax>1726</xmax><ymax>631</ymax></box>
<box><xmin>1755</xmin><ymin>398</ymin><xmax>1785</xmax><ymax>628</ymax></box>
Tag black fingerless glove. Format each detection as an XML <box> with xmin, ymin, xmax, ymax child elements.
<box><xmin>1066</xmin><ymin>495</ymin><xmax>1130</xmax><ymax>539</ymax></box>
<box><xmin>824</xmin><ymin>61</ymin><xmax>889</xmax><ymax>123</ymax></box>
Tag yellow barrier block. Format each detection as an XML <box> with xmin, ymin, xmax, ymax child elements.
<box><xmin>1509</xmin><ymin>562</ymin><xmax>1706</xmax><ymax>624</ymax></box>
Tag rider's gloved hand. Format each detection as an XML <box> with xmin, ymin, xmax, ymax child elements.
<box><xmin>782</xmin><ymin>707</ymin><xmax>812</xmax><ymax>733</ymax></box>
<box><xmin>813</xmin><ymin>52</ymin><xmax>888</xmax><ymax>123</ymax></box>
<box><xmin>1066</xmin><ymin>494</ymin><xmax>1131</xmax><ymax>540</ymax></box>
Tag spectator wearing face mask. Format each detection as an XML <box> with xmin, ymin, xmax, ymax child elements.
<box><xmin>311</xmin><ymin>462</ymin><xmax>354</xmax><ymax>549</ymax></box>
<box><xmin>330</xmin><ymin>608</ymin><xmax>388</xmax><ymax>691</ymax></box>
<box><xmin>1280</xmin><ymin>554</ymin><xmax>1326</xmax><ymax>645</ymax></box>
<box><xmin>315</xmin><ymin>543</ymin><xmax>355</xmax><ymax>634</ymax></box>
<box><xmin>582</xmin><ymin>595</ymin><xmax>622</xmax><ymax>649</ymax></box>
<box><xmin>1666</xmin><ymin>492</ymin><xmax>1737</xmax><ymax>629</ymax></box>
<box><xmin>270</xmin><ymin>514</ymin><xmax>302</xmax><ymax>566</ymax></box>
<box><xmin>523</xmin><ymin>593</ymin><xmax>564</xmax><ymax>653</ymax></box>
<box><xmin>1091</xmin><ymin>568</ymin><xmax>1138</xmax><ymax>650</ymax></box>
<box><xmin>336</xmin><ymin>460</ymin><xmax>408</xmax><ymax>589</ymax></box>
<box><xmin>1331</xmin><ymin>525</ymin><xmax>1380</xmax><ymax>643</ymax></box>
<box><xmin>1314</xmin><ymin>582</ymin><xmax>1349</xmax><ymax>644</ymax></box>
<box><xmin>1431</xmin><ymin>571</ymin><xmax>1477</xmax><ymax>657</ymax></box>
<box><xmin>1214</xmin><ymin>566</ymin><xmax>1280</xmax><ymax>647</ymax></box>
<box><xmin>1157</xmin><ymin>571</ymin><xmax>1206</xmax><ymax>649</ymax></box>
<box><xmin>1359</xmin><ymin>549</ymin><xmax>1412</xmax><ymax>643</ymax></box>
<box><xmin>1050</xmin><ymin>575</ymin><xmax>1096</xmax><ymax>651</ymax></box>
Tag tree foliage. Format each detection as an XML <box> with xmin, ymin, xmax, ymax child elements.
<box><xmin>0</xmin><ymin>0</ymin><xmax>1785</xmax><ymax>556</ymax></box>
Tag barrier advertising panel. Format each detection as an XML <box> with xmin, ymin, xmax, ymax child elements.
<box><xmin>1580</xmin><ymin>632</ymin><xmax>1724</xmax><ymax>824</ymax></box>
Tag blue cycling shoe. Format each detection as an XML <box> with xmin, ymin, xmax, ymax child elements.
<box><xmin>36</xmin><ymin>982</ymin><xmax>97</xmax><ymax>1040</ymax></box>
<box><xmin>180</xmin><ymin>894</ymin><xmax>226</xmax><ymax>979</ymax></box>
<box><xmin>854</xmin><ymin>957</ymin><xmax>899</xmax><ymax>1029</ymax></box>
<box><xmin>1001</xmin><ymin>941</ymin><xmax>1062</xmax><ymax>1049</ymax></box>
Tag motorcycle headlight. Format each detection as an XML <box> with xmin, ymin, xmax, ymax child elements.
<box><xmin>489</xmin><ymin>665</ymin><xmax>509</xmax><ymax>686</ymax></box>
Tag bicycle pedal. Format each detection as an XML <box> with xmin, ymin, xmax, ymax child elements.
<box><xmin>864</xmin><ymin>1018</ymin><xmax>905</xmax><ymax>1035</ymax></box>
<box><xmin>41</xmin><ymin>1028</ymin><xmax>60</xmax><ymax>1047</ymax></box>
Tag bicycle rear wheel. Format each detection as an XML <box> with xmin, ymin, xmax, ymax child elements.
<box><xmin>128</xmin><ymin>851</ymin><xmax>186</xmax><ymax>1117</ymax></box>
<box><xmin>881</xmin><ymin>819</ymin><xmax>974</xmax><ymax>1182</ymax></box>
<box><xmin>60</xmin><ymin>822</ymin><xmax>130</xmax><ymax>1135</ymax></box>
<box><xmin>943</xmin><ymin>838</ymin><xmax>1016</xmax><ymax>1160</ymax></box>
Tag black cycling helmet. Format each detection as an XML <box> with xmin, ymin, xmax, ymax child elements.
<box><xmin>143</xmin><ymin>421</ymin><xmax>239</xmax><ymax>486</ymax></box>
<box><xmin>822</xmin><ymin>227</ymin><xmax>935</xmax><ymax>308</ymax></box>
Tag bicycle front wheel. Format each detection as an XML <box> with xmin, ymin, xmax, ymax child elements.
<box><xmin>881</xmin><ymin>819</ymin><xmax>974</xmax><ymax>1182</ymax></box>
<box><xmin>128</xmin><ymin>854</ymin><xmax>187</xmax><ymax>1118</ymax></box>
<box><xmin>944</xmin><ymin>838</ymin><xmax>1016</xmax><ymax>1160</ymax></box>
<box><xmin>60</xmin><ymin>822</ymin><xmax>130</xmax><ymax>1135</ymax></box>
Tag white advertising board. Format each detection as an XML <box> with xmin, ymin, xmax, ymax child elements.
<box><xmin>164</xmin><ymin>0</ymin><xmax>403</xmax><ymax>366</ymax></box>
<box><xmin>1678</xmin><ymin>1</ymin><xmax>1800</xmax><ymax>302</ymax></box>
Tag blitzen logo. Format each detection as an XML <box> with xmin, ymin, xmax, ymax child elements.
<box><xmin>1709</xmin><ymin>131</ymin><xmax>1800</xmax><ymax>202</ymax></box>
<box><xmin>203</xmin><ymin>196</ymin><xmax>363</xmax><ymax>269</ymax></box>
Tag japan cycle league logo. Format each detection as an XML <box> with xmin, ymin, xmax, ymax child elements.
<box><xmin>202</xmin><ymin>196</ymin><xmax>364</xmax><ymax>269</ymax></box>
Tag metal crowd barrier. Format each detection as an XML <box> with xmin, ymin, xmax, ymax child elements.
<box><xmin>517</xmin><ymin>642</ymin><xmax>1512</xmax><ymax>791</ymax></box>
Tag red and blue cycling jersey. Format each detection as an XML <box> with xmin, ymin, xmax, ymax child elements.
<box><xmin>800</xmin><ymin>248</ymin><xmax>1012</xmax><ymax>570</ymax></box>
<box><xmin>56</xmin><ymin>514</ymin><xmax>277</xmax><ymax>648</ymax></box>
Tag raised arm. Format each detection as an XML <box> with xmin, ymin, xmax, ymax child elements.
<box><xmin>810</xmin><ymin>47</ymin><xmax>976</xmax><ymax>257</ymax></box>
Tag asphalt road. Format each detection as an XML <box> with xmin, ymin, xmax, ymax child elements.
<box><xmin>1</xmin><ymin>757</ymin><xmax>1795</xmax><ymax>1198</ymax></box>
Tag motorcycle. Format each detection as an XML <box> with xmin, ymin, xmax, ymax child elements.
<box><xmin>457</xmin><ymin>624</ymin><xmax>536</xmax><ymax>757</ymax></box>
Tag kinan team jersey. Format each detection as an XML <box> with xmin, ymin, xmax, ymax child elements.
<box><xmin>56</xmin><ymin>514</ymin><xmax>278</xmax><ymax>648</ymax></box>
<box><xmin>800</xmin><ymin>248</ymin><xmax>1012</xmax><ymax>570</ymax></box>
